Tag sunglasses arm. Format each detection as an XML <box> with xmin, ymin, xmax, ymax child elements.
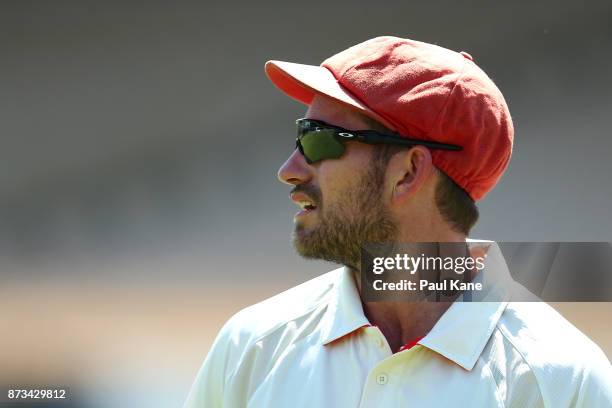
<box><xmin>355</xmin><ymin>131</ymin><xmax>462</xmax><ymax>151</ymax></box>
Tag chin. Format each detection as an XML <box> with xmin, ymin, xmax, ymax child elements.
<box><xmin>291</xmin><ymin>228</ymin><xmax>318</xmax><ymax>258</ymax></box>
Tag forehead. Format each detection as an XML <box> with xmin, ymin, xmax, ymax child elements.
<box><xmin>305</xmin><ymin>95</ymin><xmax>371</xmax><ymax>131</ymax></box>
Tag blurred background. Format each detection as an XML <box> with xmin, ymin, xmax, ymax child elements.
<box><xmin>1</xmin><ymin>1</ymin><xmax>611</xmax><ymax>407</ymax></box>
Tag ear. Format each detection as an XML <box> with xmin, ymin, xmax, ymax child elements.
<box><xmin>389</xmin><ymin>146</ymin><xmax>435</xmax><ymax>205</ymax></box>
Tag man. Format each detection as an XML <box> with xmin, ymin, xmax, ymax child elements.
<box><xmin>185</xmin><ymin>36</ymin><xmax>611</xmax><ymax>407</ymax></box>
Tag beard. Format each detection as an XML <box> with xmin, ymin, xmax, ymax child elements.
<box><xmin>291</xmin><ymin>158</ymin><xmax>398</xmax><ymax>270</ymax></box>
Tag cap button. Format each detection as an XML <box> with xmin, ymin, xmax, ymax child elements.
<box><xmin>459</xmin><ymin>51</ymin><xmax>474</xmax><ymax>61</ymax></box>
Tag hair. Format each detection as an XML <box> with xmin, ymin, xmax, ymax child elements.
<box><xmin>356</xmin><ymin>112</ymin><xmax>479</xmax><ymax>235</ymax></box>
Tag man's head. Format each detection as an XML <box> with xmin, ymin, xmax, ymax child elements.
<box><xmin>268</xmin><ymin>36</ymin><xmax>513</xmax><ymax>267</ymax></box>
<box><xmin>278</xmin><ymin>95</ymin><xmax>476</xmax><ymax>268</ymax></box>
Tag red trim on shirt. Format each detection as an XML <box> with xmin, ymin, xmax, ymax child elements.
<box><xmin>397</xmin><ymin>336</ymin><xmax>424</xmax><ymax>353</ymax></box>
<box><xmin>328</xmin><ymin>324</ymin><xmax>424</xmax><ymax>354</ymax></box>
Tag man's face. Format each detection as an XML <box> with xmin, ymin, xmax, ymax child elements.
<box><xmin>277</xmin><ymin>96</ymin><xmax>398</xmax><ymax>269</ymax></box>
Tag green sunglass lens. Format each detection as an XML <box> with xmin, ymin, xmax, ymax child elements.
<box><xmin>300</xmin><ymin>129</ymin><xmax>344</xmax><ymax>163</ymax></box>
<box><xmin>300</xmin><ymin>129</ymin><xmax>345</xmax><ymax>163</ymax></box>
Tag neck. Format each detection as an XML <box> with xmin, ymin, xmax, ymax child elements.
<box><xmin>398</xmin><ymin>220</ymin><xmax>467</xmax><ymax>243</ymax></box>
<box><xmin>355</xmin><ymin>228</ymin><xmax>467</xmax><ymax>353</ymax></box>
<box><xmin>361</xmin><ymin>297</ymin><xmax>451</xmax><ymax>353</ymax></box>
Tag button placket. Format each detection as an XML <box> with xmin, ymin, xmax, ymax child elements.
<box><xmin>375</xmin><ymin>337</ymin><xmax>384</xmax><ymax>348</ymax></box>
<box><xmin>366</xmin><ymin>325</ymin><xmax>391</xmax><ymax>355</ymax></box>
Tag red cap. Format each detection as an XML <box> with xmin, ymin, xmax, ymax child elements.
<box><xmin>265</xmin><ymin>36</ymin><xmax>513</xmax><ymax>201</ymax></box>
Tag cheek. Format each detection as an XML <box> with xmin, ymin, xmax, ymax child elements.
<box><xmin>317</xmin><ymin>147</ymin><xmax>373</xmax><ymax>206</ymax></box>
<box><xmin>315</xmin><ymin>164</ymin><xmax>342</xmax><ymax>209</ymax></box>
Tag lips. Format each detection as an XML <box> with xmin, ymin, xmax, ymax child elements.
<box><xmin>290</xmin><ymin>192</ymin><xmax>318</xmax><ymax>214</ymax></box>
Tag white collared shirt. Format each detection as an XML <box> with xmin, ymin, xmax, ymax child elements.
<box><xmin>184</xmin><ymin>243</ymin><xmax>612</xmax><ymax>407</ymax></box>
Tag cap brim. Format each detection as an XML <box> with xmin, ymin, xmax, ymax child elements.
<box><xmin>264</xmin><ymin>60</ymin><xmax>396</xmax><ymax>131</ymax></box>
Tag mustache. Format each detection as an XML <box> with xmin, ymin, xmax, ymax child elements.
<box><xmin>290</xmin><ymin>184</ymin><xmax>322</xmax><ymax>206</ymax></box>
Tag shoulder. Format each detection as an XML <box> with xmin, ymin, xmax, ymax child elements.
<box><xmin>498</xmin><ymin>302</ymin><xmax>608</xmax><ymax>366</ymax></box>
<box><xmin>225</xmin><ymin>267</ymin><xmax>340</xmax><ymax>337</ymax></box>
<box><xmin>213</xmin><ymin>267</ymin><xmax>341</xmax><ymax>361</ymax></box>
<box><xmin>184</xmin><ymin>268</ymin><xmax>343</xmax><ymax>407</ymax></box>
<box><xmin>495</xmin><ymin>302</ymin><xmax>612</xmax><ymax>406</ymax></box>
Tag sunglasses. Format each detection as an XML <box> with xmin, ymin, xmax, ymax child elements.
<box><xmin>295</xmin><ymin>118</ymin><xmax>462</xmax><ymax>164</ymax></box>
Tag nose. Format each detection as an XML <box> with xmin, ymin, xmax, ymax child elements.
<box><xmin>277</xmin><ymin>148</ymin><xmax>313</xmax><ymax>186</ymax></box>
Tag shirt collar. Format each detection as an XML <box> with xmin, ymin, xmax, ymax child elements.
<box><xmin>320</xmin><ymin>266</ymin><xmax>370</xmax><ymax>346</ymax></box>
<box><xmin>320</xmin><ymin>240</ymin><xmax>513</xmax><ymax>371</ymax></box>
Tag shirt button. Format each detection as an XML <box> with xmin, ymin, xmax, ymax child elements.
<box><xmin>375</xmin><ymin>337</ymin><xmax>384</xmax><ymax>348</ymax></box>
<box><xmin>376</xmin><ymin>373</ymin><xmax>389</xmax><ymax>385</ymax></box>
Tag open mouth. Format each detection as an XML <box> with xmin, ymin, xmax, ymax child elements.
<box><xmin>298</xmin><ymin>200</ymin><xmax>317</xmax><ymax>212</ymax></box>
<box><xmin>290</xmin><ymin>191</ymin><xmax>319</xmax><ymax>218</ymax></box>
